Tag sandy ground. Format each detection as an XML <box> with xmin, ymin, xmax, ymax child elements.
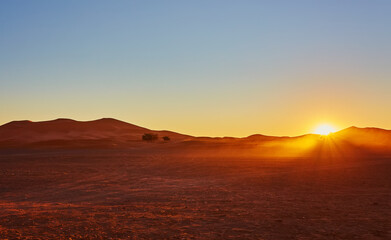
<box><xmin>0</xmin><ymin>149</ymin><xmax>390</xmax><ymax>239</ymax></box>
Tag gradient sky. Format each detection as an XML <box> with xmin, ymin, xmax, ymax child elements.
<box><xmin>1</xmin><ymin>0</ymin><xmax>390</xmax><ymax>137</ymax></box>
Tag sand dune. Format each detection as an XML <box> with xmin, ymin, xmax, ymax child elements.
<box><xmin>0</xmin><ymin>119</ymin><xmax>390</xmax><ymax>157</ymax></box>
<box><xmin>0</xmin><ymin>118</ymin><xmax>192</xmax><ymax>148</ymax></box>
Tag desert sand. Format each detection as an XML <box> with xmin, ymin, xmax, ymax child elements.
<box><xmin>0</xmin><ymin>119</ymin><xmax>390</xmax><ymax>239</ymax></box>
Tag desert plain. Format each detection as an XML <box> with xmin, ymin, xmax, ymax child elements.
<box><xmin>0</xmin><ymin>119</ymin><xmax>390</xmax><ymax>239</ymax></box>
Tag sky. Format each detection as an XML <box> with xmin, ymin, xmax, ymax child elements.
<box><xmin>1</xmin><ymin>0</ymin><xmax>390</xmax><ymax>137</ymax></box>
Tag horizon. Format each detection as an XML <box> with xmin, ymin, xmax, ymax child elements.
<box><xmin>1</xmin><ymin>117</ymin><xmax>388</xmax><ymax>138</ymax></box>
<box><xmin>1</xmin><ymin>1</ymin><xmax>391</xmax><ymax>137</ymax></box>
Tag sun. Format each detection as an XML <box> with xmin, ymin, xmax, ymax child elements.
<box><xmin>313</xmin><ymin>124</ymin><xmax>336</xmax><ymax>135</ymax></box>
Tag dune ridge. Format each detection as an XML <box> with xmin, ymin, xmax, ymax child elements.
<box><xmin>0</xmin><ymin>118</ymin><xmax>390</xmax><ymax>156</ymax></box>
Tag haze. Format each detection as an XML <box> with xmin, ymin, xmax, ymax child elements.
<box><xmin>1</xmin><ymin>0</ymin><xmax>391</xmax><ymax>137</ymax></box>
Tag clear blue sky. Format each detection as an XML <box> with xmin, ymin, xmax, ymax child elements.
<box><xmin>1</xmin><ymin>0</ymin><xmax>390</xmax><ymax>136</ymax></box>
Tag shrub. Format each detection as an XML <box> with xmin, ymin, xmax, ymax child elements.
<box><xmin>142</xmin><ymin>133</ymin><xmax>158</xmax><ymax>141</ymax></box>
<box><xmin>162</xmin><ymin>136</ymin><xmax>170</xmax><ymax>141</ymax></box>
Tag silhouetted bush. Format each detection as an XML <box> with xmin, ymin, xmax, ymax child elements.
<box><xmin>162</xmin><ymin>136</ymin><xmax>170</xmax><ymax>141</ymax></box>
<box><xmin>142</xmin><ymin>133</ymin><xmax>158</xmax><ymax>141</ymax></box>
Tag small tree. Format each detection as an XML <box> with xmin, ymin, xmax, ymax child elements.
<box><xmin>162</xmin><ymin>136</ymin><xmax>170</xmax><ymax>141</ymax></box>
<box><xmin>142</xmin><ymin>133</ymin><xmax>158</xmax><ymax>141</ymax></box>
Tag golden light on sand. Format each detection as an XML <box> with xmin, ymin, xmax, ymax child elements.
<box><xmin>313</xmin><ymin>124</ymin><xmax>336</xmax><ymax>135</ymax></box>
